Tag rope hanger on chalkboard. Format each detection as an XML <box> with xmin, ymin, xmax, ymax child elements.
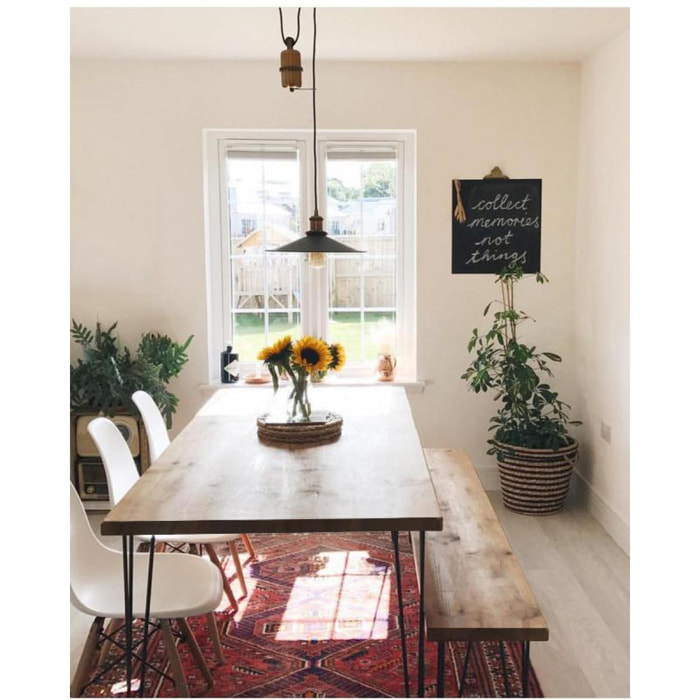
<box><xmin>453</xmin><ymin>166</ymin><xmax>510</xmax><ymax>224</ymax></box>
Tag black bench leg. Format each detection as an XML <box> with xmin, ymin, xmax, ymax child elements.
<box><xmin>436</xmin><ymin>641</ymin><xmax>445</xmax><ymax>698</ymax></box>
<box><xmin>458</xmin><ymin>642</ymin><xmax>473</xmax><ymax>697</ymax></box>
<box><xmin>418</xmin><ymin>531</ymin><xmax>426</xmax><ymax>698</ymax></box>
<box><xmin>391</xmin><ymin>531</ymin><xmax>410</xmax><ymax>698</ymax></box>
<box><xmin>521</xmin><ymin>641</ymin><xmax>530</xmax><ymax>698</ymax></box>
<box><xmin>499</xmin><ymin>641</ymin><xmax>512</xmax><ymax>697</ymax></box>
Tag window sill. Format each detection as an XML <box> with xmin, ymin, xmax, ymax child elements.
<box><xmin>199</xmin><ymin>377</ymin><xmax>426</xmax><ymax>395</ymax></box>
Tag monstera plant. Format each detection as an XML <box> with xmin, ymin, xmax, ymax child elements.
<box><xmin>70</xmin><ymin>319</ymin><xmax>193</xmax><ymax>428</ymax></box>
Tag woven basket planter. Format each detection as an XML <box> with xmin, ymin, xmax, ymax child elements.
<box><xmin>493</xmin><ymin>439</ymin><xmax>578</xmax><ymax>515</ymax></box>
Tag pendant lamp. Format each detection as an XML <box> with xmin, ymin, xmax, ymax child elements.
<box><xmin>270</xmin><ymin>7</ymin><xmax>364</xmax><ymax>268</ymax></box>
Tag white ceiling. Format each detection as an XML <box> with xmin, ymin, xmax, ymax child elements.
<box><xmin>70</xmin><ymin>7</ymin><xmax>629</xmax><ymax>63</ymax></box>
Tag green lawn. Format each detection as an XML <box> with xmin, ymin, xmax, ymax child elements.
<box><xmin>233</xmin><ymin>312</ymin><xmax>395</xmax><ymax>363</ymax></box>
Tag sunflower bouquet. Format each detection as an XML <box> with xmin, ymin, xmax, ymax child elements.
<box><xmin>258</xmin><ymin>335</ymin><xmax>346</xmax><ymax>421</ymax></box>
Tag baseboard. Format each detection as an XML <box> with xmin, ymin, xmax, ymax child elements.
<box><xmin>572</xmin><ymin>470</ymin><xmax>630</xmax><ymax>555</ymax></box>
<box><xmin>474</xmin><ymin>463</ymin><xmax>501</xmax><ymax>491</ymax></box>
<box><xmin>475</xmin><ymin>463</ymin><xmax>630</xmax><ymax>556</ymax></box>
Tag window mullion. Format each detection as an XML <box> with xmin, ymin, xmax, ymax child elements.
<box><xmin>300</xmin><ymin>133</ymin><xmax>313</xmax><ymax>336</ymax></box>
<box><xmin>315</xmin><ymin>137</ymin><xmax>329</xmax><ymax>339</ymax></box>
<box><xmin>260</xmin><ymin>160</ymin><xmax>270</xmax><ymax>342</ymax></box>
<box><xmin>219</xmin><ymin>141</ymin><xmax>233</xmax><ymax>352</ymax></box>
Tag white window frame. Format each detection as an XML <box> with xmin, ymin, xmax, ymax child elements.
<box><xmin>203</xmin><ymin>129</ymin><xmax>416</xmax><ymax>383</ymax></box>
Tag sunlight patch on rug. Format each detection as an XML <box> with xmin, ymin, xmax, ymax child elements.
<box><xmin>276</xmin><ymin>550</ymin><xmax>391</xmax><ymax>641</ymax></box>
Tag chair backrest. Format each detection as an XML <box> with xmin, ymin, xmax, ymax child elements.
<box><xmin>70</xmin><ymin>482</ymin><xmax>113</xmax><ymax>607</ymax></box>
<box><xmin>132</xmin><ymin>390</ymin><xmax>170</xmax><ymax>461</ymax></box>
<box><xmin>87</xmin><ymin>416</ymin><xmax>140</xmax><ymax>507</ymax></box>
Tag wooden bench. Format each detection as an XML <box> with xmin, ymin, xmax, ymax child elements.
<box><xmin>412</xmin><ymin>448</ymin><xmax>548</xmax><ymax>698</ymax></box>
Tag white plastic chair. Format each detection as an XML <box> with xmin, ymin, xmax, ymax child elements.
<box><xmin>132</xmin><ymin>391</ymin><xmax>256</xmax><ymax>574</ymax></box>
<box><xmin>88</xmin><ymin>414</ymin><xmax>249</xmax><ymax>612</ymax></box>
<box><xmin>131</xmin><ymin>390</ymin><xmax>170</xmax><ymax>461</ymax></box>
<box><xmin>70</xmin><ymin>483</ymin><xmax>223</xmax><ymax>697</ymax></box>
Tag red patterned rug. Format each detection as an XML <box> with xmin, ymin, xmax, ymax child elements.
<box><xmin>81</xmin><ymin>532</ymin><xmax>543</xmax><ymax>697</ymax></box>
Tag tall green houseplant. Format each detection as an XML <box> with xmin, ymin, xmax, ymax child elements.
<box><xmin>462</xmin><ymin>266</ymin><xmax>581</xmax><ymax>514</ymax></box>
<box><xmin>70</xmin><ymin>320</ymin><xmax>193</xmax><ymax>428</ymax></box>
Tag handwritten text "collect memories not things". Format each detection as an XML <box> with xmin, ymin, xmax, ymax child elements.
<box><xmin>464</xmin><ymin>192</ymin><xmax>539</xmax><ymax>267</ymax></box>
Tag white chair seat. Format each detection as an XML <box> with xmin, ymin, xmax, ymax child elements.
<box><xmin>70</xmin><ymin>483</ymin><xmax>224</xmax><ymax>696</ymax></box>
<box><xmin>73</xmin><ymin>551</ymin><xmax>223</xmax><ymax>620</ymax></box>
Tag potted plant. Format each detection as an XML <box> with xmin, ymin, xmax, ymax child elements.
<box><xmin>70</xmin><ymin>319</ymin><xmax>193</xmax><ymax>428</ymax></box>
<box><xmin>461</xmin><ymin>266</ymin><xmax>581</xmax><ymax>514</ymax></box>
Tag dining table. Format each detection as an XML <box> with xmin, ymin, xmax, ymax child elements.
<box><xmin>101</xmin><ymin>385</ymin><xmax>443</xmax><ymax>697</ymax></box>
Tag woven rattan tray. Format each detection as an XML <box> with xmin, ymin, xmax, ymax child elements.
<box><xmin>256</xmin><ymin>412</ymin><xmax>343</xmax><ymax>447</ymax></box>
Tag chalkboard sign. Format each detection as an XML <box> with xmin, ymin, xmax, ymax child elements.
<box><xmin>451</xmin><ymin>177</ymin><xmax>542</xmax><ymax>274</ymax></box>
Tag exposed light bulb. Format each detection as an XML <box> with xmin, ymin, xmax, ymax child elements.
<box><xmin>308</xmin><ymin>252</ymin><xmax>326</xmax><ymax>269</ymax></box>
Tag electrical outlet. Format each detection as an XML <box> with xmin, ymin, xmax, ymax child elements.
<box><xmin>600</xmin><ymin>421</ymin><xmax>612</xmax><ymax>444</ymax></box>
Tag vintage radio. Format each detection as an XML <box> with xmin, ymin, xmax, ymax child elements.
<box><xmin>76</xmin><ymin>460</ymin><xmax>110</xmax><ymax>501</ymax></box>
<box><xmin>71</xmin><ymin>413</ymin><xmax>148</xmax><ymax>504</ymax></box>
<box><xmin>75</xmin><ymin>414</ymin><xmax>140</xmax><ymax>457</ymax></box>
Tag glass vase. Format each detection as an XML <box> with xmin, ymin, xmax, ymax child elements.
<box><xmin>287</xmin><ymin>373</ymin><xmax>312</xmax><ymax>422</ymax></box>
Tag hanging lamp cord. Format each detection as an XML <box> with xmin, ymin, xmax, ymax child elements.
<box><xmin>278</xmin><ymin>7</ymin><xmax>301</xmax><ymax>47</ymax></box>
<box><xmin>311</xmin><ymin>7</ymin><xmax>319</xmax><ymax>217</ymax></box>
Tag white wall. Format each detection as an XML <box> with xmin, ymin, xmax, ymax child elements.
<box><xmin>71</xmin><ymin>59</ymin><xmax>580</xmax><ymax>480</ymax></box>
<box><xmin>573</xmin><ymin>32</ymin><xmax>630</xmax><ymax>553</ymax></box>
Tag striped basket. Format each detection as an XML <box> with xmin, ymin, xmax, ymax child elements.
<box><xmin>493</xmin><ymin>439</ymin><xmax>578</xmax><ymax>515</ymax></box>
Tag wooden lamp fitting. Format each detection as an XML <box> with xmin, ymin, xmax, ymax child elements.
<box><xmin>280</xmin><ymin>37</ymin><xmax>302</xmax><ymax>90</ymax></box>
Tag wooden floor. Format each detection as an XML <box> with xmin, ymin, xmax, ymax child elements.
<box><xmin>490</xmin><ymin>494</ymin><xmax>629</xmax><ymax>698</ymax></box>
<box><xmin>70</xmin><ymin>493</ymin><xmax>629</xmax><ymax>698</ymax></box>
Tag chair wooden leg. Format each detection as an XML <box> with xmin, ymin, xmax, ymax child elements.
<box><xmin>228</xmin><ymin>540</ymin><xmax>248</xmax><ymax>598</ymax></box>
<box><xmin>71</xmin><ymin>616</ymin><xmax>105</xmax><ymax>697</ymax></box>
<box><xmin>177</xmin><ymin>618</ymin><xmax>214</xmax><ymax>686</ymax></box>
<box><xmin>160</xmin><ymin>620</ymin><xmax>190</xmax><ymax>698</ymax></box>
<box><xmin>96</xmin><ymin>617</ymin><xmax>122</xmax><ymax>667</ymax></box>
<box><xmin>241</xmin><ymin>534</ymin><xmax>256</xmax><ymax>560</ymax></box>
<box><xmin>204</xmin><ymin>543</ymin><xmax>238</xmax><ymax>612</ymax></box>
<box><xmin>205</xmin><ymin>612</ymin><xmax>225</xmax><ymax>664</ymax></box>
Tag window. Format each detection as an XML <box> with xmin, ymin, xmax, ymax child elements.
<box><xmin>205</xmin><ymin>130</ymin><xmax>415</xmax><ymax>381</ymax></box>
<box><xmin>225</xmin><ymin>145</ymin><xmax>302</xmax><ymax>361</ymax></box>
<box><xmin>325</xmin><ymin>147</ymin><xmax>399</xmax><ymax>364</ymax></box>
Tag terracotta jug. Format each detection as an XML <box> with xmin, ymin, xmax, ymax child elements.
<box><xmin>377</xmin><ymin>353</ymin><xmax>397</xmax><ymax>381</ymax></box>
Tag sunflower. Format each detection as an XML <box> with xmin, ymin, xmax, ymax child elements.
<box><xmin>328</xmin><ymin>343</ymin><xmax>346</xmax><ymax>371</ymax></box>
<box><xmin>257</xmin><ymin>335</ymin><xmax>292</xmax><ymax>364</ymax></box>
<box><xmin>292</xmin><ymin>336</ymin><xmax>332</xmax><ymax>374</ymax></box>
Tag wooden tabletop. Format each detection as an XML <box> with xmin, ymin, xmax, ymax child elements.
<box><xmin>415</xmin><ymin>449</ymin><xmax>548</xmax><ymax>642</ymax></box>
<box><xmin>101</xmin><ymin>387</ymin><xmax>443</xmax><ymax>536</ymax></box>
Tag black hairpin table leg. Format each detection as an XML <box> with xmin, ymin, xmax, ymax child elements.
<box><xmin>436</xmin><ymin>641</ymin><xmax>445</xmax><ymax>698</ymax></box>
<box><xmin>139</xmin><ymin>536</ymin><xmax>156</xmax><ymax>697</ymax></box>
<box><xmin>458</xmin><ymin>641</ymin><xmax>473</xmax><ymax>697</ymax></box>
<box><xmin>418</xmin><ymin>531</ymin><xmax>426</xmax><ymax>698</ymax></box>
<box><xmin>122</xmin><ymin>535</ymin><xmax>134</xmax><ymax>697</ymax></box>
<box><xmin>521</xmin><ymin>641</ymin><xmax>530</xmax><ymax>698</ymax></box>
<box><xmin>391</xmin><ymin>531</ymin><xmax>410</xmax><ymax>698</ymax></box>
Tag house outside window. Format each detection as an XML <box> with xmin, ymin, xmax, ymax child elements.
<box><xmin>204</xmin><ymin>130</ymin><xmax>416</xmax><ymax>381</ymax></box>
<box><xmin>240</xmin><ymin>218</ymin><xmax>257</xmax><ymax>236</ymax></box>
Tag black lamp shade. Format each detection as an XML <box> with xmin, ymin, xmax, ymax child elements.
<box><xmin>270</xmin><ymin>234</ymin><xmax>365</xmax><ymax>254</ymax></box>
<box><xmin>269</xmin><ymin>215</ymin><xmax>365</xmax><ymax>254</ymax></box>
